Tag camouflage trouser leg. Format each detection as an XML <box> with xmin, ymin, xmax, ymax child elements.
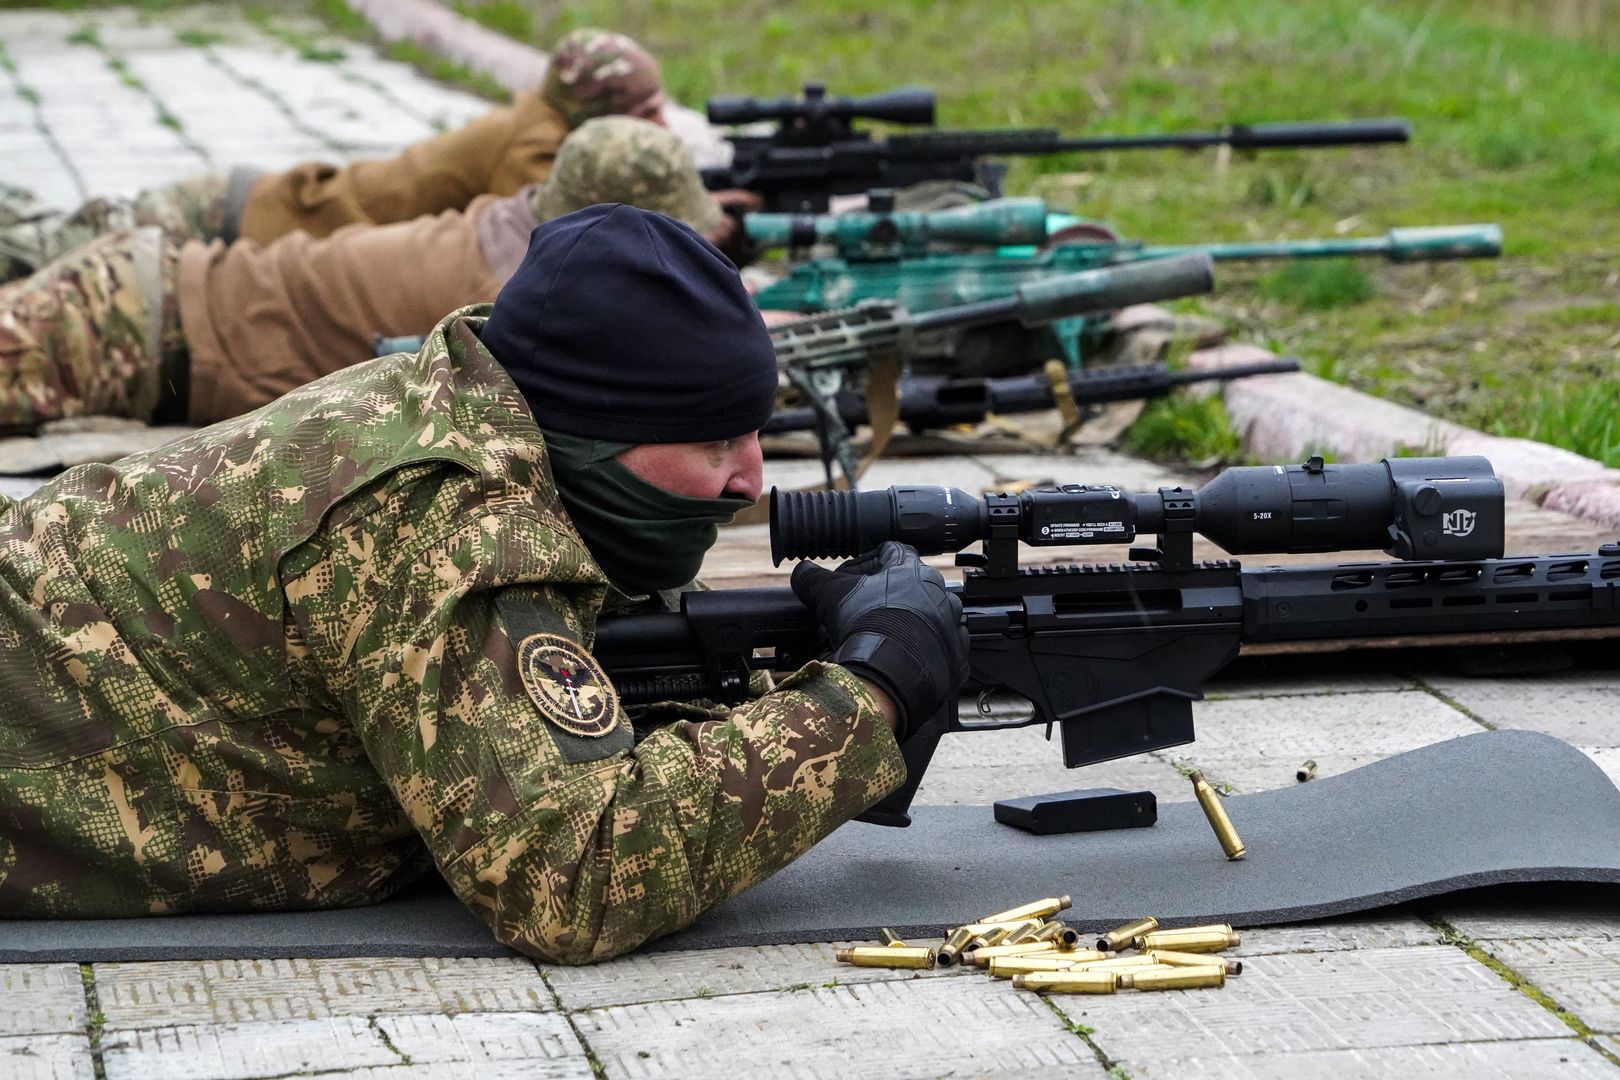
<box><xmin>0</xmin><ymin>226</ymin><xmax>186</xmax><ymax>432</ymax></box>
<box><xmin>0</xmin><ymin>172</ymin><xmax>227</xmax><ymax>284</ymax></box>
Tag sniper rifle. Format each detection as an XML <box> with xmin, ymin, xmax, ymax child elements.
<box><xmin>703</xmin><ymin>83</ymin><xmax>1411</xmax><ymax>212</ymax></box>
<box><xmin>593</xmin><ymin>455</ymin><xmax>1620</xmax><ymax>827</ymax></box>
<box><xmin>761</xmin><ymin>358</ymin><xmax>1300</xmax><ymax>436</ymax></box>
<box><xmin>772</xmin><ymin>252</ymin><xmax>1216</xmax><ymax>487</ymax></box>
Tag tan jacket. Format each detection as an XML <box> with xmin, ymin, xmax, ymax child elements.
<box><xmin>179</xmin><ymin>191</ymin><xmax>539</xmax><ymax>425</ymax></box>
<box><xmin>236</xmin><ymin>91</ymin><xmax>568</xmax><ymax>244</ymax></box>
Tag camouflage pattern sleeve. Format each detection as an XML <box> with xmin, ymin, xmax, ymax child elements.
<box><xmin>285</xmin><ymin>497</ymin><xmax>904</xmax><ymax>964</ymax></box>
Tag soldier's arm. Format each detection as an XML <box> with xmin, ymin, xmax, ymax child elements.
<box><xmin>285</xmin><ymin>510</ymin><xmax>904</xmax><ymax>964</ymax></box>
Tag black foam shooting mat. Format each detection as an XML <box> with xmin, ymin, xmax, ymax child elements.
<box><xmin>5</xmin><ymin>730</ymin><xmax>1619</xmax><ymax>961</ymax></box>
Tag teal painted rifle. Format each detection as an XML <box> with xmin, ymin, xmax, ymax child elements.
<box><xmin>775</xmin><ymin>253</ymin><xmax>1215</xmax><ymax>488</ymax></box>
<box><xmin>750</xmin><ymin>199</ymin><xmax>1502</xmax><ymax>368</ymax></box>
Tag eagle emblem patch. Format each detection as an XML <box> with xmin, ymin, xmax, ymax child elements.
<box><xmin>517</xmin><ymin>633</ymin><xmax>620</xmax><ymax>738</ymax></box>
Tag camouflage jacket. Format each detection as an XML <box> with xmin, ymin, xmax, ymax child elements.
<box><xmin>0</xmin><ymin>306</ymin><xmax>903</xmax><ymax>962</ymax></box>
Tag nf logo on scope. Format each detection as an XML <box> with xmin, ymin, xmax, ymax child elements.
<box><xmin>1443</xmin><ymin>509</ymin><xmax>1477</xmax><ymax>537</ymax></box>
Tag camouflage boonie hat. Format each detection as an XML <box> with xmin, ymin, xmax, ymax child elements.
<box><xmin>540</xmin><ymin>28</ymin><xmax>666</xmax><ymax>128</ymax></box>
<box><xmin>531</xmin><ymin>116</ymin><xmax>722</xmax><ymax>234</ymax></box>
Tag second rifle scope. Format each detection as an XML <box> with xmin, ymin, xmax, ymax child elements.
<box><xmin>771</xmin><ymin>457</ymin><xmax>1505</xmax><ymax>565</ymax></box>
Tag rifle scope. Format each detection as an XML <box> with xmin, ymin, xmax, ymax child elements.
<box><xmin>707</xmin><ymin>82</ymin><xmax>936</xmax><ymax>127</ymax></box>
<box><xmin>771</xmin><ymin>456</ymin><xmax>1504</xmax><ymax>566</ymax></box>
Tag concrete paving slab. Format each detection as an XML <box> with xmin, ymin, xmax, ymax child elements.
<box><xmin>1416</xmin><ymin>672</ymin><xmax>1620</xmax><ymax>746</ymax></box>
<box><xmin>1439</xmin><ymin>887</ymin><xmax>1620</xmax><ymax>942</ymax></box>
<box><xmin>1</xmin><ymin>963</ymin><xmax>87</xmax><ymax>1036</ymax></box>
<box><xmin>376</xmin><ymin>1012</ymin><xmax>592</xmax><ymax>1078</ymax></box>
<box><xmin>1206</xmin><ymin>669</ymin><xmax>1419</xmax><ymax>699</ymax></box>
<box><xmin>1126</xmin><ymin>1040</ymin><xmax>1618</xmax><ymax>1080</ymax></box>
<box><xmin>0</xmin><ymin>1033</ymin><xmax>95</xmax><ymax>1080</ymax></box>
<box><xmin>1066</xmin><ymin>945</ymin><xmax>1570</xmax><ymax>1069</ymax></box>
<box><xmin>99</xmin><ymin>1015</ymin><xmax>400</xmax><ymax>1080</ymax></box>
<box><xmin>1480</xmin><ymin>937</ymin><xmax>1620</xmax><ymax>1034</ymax></box>
<box><xmin>543</xmin><ymin>941</ymin><xmax>969</xmax><ymax>1012</ymax></box>
<box><xmin>575</xmin><ymin>976</ymin><xmax>1109</xmax><ymax>1079</ymax></box>
<box><xmin>1178</xmin><ymin>689</ymin><xmax>1484</xmax><ymax>793</ymax></box>
<box><xmin>968</xmin><ymin>448</ymin><xmax>1192</xmax><ymax>490</ymax></box>
<box><xmin>94</xmin><ymin>957</ymin><xmax>553</xmax><ymax>1030</ymax></box>
<box><xmin>214</xmin><ymin>46</ymin><xmax>441</xmax><ymax>149</ymax></box>
<box><xmin>1228</xmin><ymin>914</ymin><xmax>1445</xmax><ymax>955</ymax></box>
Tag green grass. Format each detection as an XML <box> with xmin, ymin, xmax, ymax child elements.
<box><xmin>1258</xmin><ymin>259</ymin><xmax>1375</xmax><ymax>311</ymax></box>
<box><xmin>1123</xmin><ymin>393</ymin><xmax>1248</xmax><ymax>467</ymax></box>
<box><xmin>246</xmin><ymin>3</ymin><xmax>347</xmax><ymax>62</ymax></box>
<box><xmin>468</xmin><ymin>0</ymin><xmax>1618</xmax><ymax>466</ymax></box>
<box><xmin>453</xmin><ymin>0</ymin><xmax>537</xmax><ymax>43</ymax></box>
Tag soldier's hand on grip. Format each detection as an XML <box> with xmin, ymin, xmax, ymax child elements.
<box><xmin>789</xmin><ymin>540</ymin><xmax>969</xmax><ymax>738</ymax></box>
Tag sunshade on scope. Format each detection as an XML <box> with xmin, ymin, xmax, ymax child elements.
<box><xmin>770</xmin><ymin>456</ymin><xmax>1505</xmax><ymax>566</ymax></box>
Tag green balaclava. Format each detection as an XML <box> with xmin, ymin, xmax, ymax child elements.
<box><xmin>543</xmin><ymin>432</ymin><xmax>751</xmax><ymax>595</ymax></box>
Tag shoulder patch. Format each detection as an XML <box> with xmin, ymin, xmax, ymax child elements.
<box><xmin>518</xmin><ymin>633</ymin><xmax>620</xmax><ymax>738</ymax></box>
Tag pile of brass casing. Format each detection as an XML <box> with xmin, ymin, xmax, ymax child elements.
<box><xmin>836</xmin><ymin>900</ymin><xmax>1242</xmax><ymax>996</ymax></box>
<box><xmin>1012</xmin><ymin>916</ymin><xmax>1243</xmax><ymax>995</ymax></box>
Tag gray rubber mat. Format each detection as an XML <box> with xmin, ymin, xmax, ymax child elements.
<box><xmin>4</xmin><ymin>730</ymin><xmax>1618</xmax><ymax>961</ymax></box>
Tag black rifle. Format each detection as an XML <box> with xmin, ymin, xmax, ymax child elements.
<box><xmin>762</xmin><ymin>358</ymin><xmax>1300</xmax><ymax>436</ymax></box>
<box><xmin>595</xmin><ymin>456</ymin><xmax>1620</xmax><ymax>827</ymax></box>
<box><xmin>703</xmin><ymin>83</ymin><xmax>1411</xmax><ymax>212</ymax></box>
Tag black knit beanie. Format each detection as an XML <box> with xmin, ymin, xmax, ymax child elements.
<box><xmin>479</xmin><ymin>203</ymin><xmax>778</xmax><ymax>443</ymax></box>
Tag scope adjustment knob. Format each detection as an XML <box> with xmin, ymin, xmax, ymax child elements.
<box><xmin>1412</xmin><ymin>484</ymin><xmax>1444</xmax><ymax>516</ymax></box>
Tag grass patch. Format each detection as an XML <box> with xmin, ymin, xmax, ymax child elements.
<box><xmin>1510</xmin><ymin>382</ymin><xmax>1619</xmax><ymax>466</ymax></box>
<box><xmin>65</xmin><ymin>23</ymin><xmax>99</xmax><ymax>46</ymax></box>
<box><xmin>472</xmin><ymin>0</ymin><xmax>1617</xmax><ymax>461</ymax></box>
<box><xmin>176</xmin><ymin>28</ymin><xmax>227</xmax><ymax>48</ymax></box>
<box><xmin>309</xmin><ymin>0</ymin><xmax>370</xmax><ymax>38</ymax></box>
<box><xmin>1123</xmin><ymin>393</ymin><xmax>1248</xmax><ymax>467</ymax></box>
<box><xmin>454</xmin><ymin>0</ymin><xmax>537</xmax><ymax>43</ymax></box>
<box><xmin>1257</xmin><ymin>259</ymin><xmax>1375</xmax><ymax>310</ymax></box>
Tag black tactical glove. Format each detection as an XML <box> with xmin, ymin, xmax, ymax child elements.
<box><xmin>790</xmin><ymin>541</ymin><xmax>970</xmax><ymax>739</ymax></box>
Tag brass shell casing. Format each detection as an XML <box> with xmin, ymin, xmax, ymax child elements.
<box><xmin>968</xmin><ymin>942</ymin><xmax>1058</xmax><ymax>965</ymax></box>
<box><xmin>1136</xmin><ymin>928</ymin><xmax>1241</xmax><ymax>953</ymax></box>
<box><xmin>878</xmin><ymin>928</ymin><xmax>907</xmax><ymax>947</ymax></box>
<box><xmin>1096</xmin><ymin>917</ymin><xmax>1159</xmax><ymax>952</ymax></box>
<box><xmin>937</xmin><ymin>926</ymin><xmax>976</xmax><ymax>966</ymax></box>
<box><xmin>966</xmin><ymin>927</ymin><xmax>1013</xmax><ymax>951</ymax></box>
<box><xmin>835</xmin><ymin>946</ymin><xmax>936</xmax><ymax>969</ymax></box>
<box><xmin>1121</xmin><ymin>966</ymin><xmax>1226</xmax><ymax>991</ymax></box>
<box><xmin>1296</xmin><ymin>759</ymin><xmax>1318</xmax><ymax>783</ymax></box>
<box><xmin>1011</xmin><ymin>970</ymin><xmax>1118</xmax><ymax>995</ymax></box>
<box><xmin>1001</xmin><ymin>919</ymin><xmax>1046</xmax><ymax>946</ymax></box>
<box><xmin>1069</xmin><ymin>954</ymin><xmax>1170</xmax><ymax>972</ymax></box>
<box><xmin>1190</xmin><ymin>771</ymin><xmax>1247</xmax><ymax>860</ymax></box>
<box><xmin>979</xmin><ymin>896</ymin><xmax>1073</xmax><ymax>924</ymax></box>
<box><xmin>1151</xmin><ymin>950</ymin><xmax>1243</xmax><ymax>975</ymax></box>
<box><xmin>987</xmin><ymin>955</ymin><xmax>1082</xmax><ymax>978</ymax></box>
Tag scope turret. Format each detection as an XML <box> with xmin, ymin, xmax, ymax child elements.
<box><xmin>707</xmin><ymin>82</ymin><xmax>936</xmax><ymax>128</ymax></box>
<box><xmin>771</xmin><ymin>456</ymin><xmax>1504</xmax><ymax>567</ymax></box>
